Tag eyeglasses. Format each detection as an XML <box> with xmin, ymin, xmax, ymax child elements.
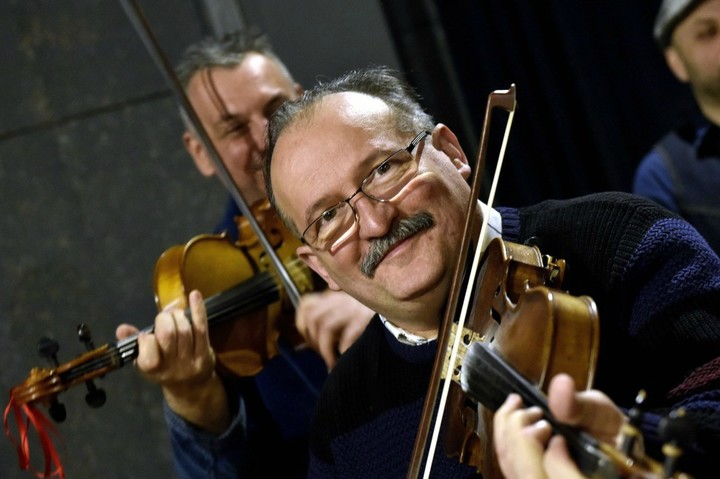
<box><xmin>301</xmin><ymin>130</ymin><xmax>430</xmax><ymax>251</ymax></box>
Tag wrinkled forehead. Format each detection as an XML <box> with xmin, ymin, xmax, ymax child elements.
<box><xmin>272</xmin><ymin>91</ymin><xmax>397</xmax><ymax>173</ymax></box>
<box><xmin>284</xmin><ymin>91</ymin><xmax>395</xmax><ymax>137</ymax></box>
<box><xmin>187</xmin><ymin>53</ymin><xmax>295</xmax><ymax>101</ymax></box>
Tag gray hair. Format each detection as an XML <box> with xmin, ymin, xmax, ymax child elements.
<box><xmin>175</xmin><ymin>29</ymin><xmax>294</xmax><ymax>131</ymax></box>
<box><xmin>264</xmin><ymin>66</ymin><xmax>435</xmax><ymax>236</ymax></box>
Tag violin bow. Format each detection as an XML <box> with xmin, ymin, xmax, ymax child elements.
<box><xmin>119</xmin><ymin>0</ymin><xmax>301</xmax><ymax>307</ymax></box>
<box><xmin>407</xmin><ymin>84</ymin><xmax>517</xmax><ymax>479</ymax></box>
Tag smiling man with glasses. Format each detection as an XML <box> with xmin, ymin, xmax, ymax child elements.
<box><xmin>302</xmin><ymin>130</ymin><xmax>429</xmax><ymax>252</ymax></box>
<box><xmin>263</xmin><ymin>67</ymin><xmax>720</xmax><ymax>477</ymax></box>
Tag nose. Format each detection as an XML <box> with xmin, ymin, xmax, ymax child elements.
<box><xmin>351</xmin><ymin>194</ymin><xmax>396</xmax><ymax>240</ymax></box>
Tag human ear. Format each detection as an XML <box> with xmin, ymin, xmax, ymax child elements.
<box><xmin>183</xmin><ymin>130</ymin><xmax>216</xmax><ymax>177</ymax></box>
<box><xmin>431</xmin><ymin>123</ymin><xmax>471</xmax><ymax>180</ymax></box>
<box><xmin>665</xmin><ymin>47</ymin><xmax>690</xmax><ymax>83</ymax></box>
<box><xmin>297</xmin><ymin>245</ymin><xmax>342</xmax><ymax>291</ymax></box>
<box><xmin>293</xmin><ymin>83</ymin><xmax>304</xmax><ymax>98</ymax></box>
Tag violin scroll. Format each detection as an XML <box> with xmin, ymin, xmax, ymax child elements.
<box><xmin>11</xmin><ymin>331</ymin><xmax>126</xmax><ymax>418</ymax></box>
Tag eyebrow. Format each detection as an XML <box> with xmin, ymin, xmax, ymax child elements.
<box><xmin>212</xmin><ymin>92</ymin><xmax>291</xmax><ymax>133</ymax></box>
<box><xmin>689</xmin><ymin>14</ymin><xmax>718</xmax><ymax>28</ymax></box>
<box><xmin>216</xmin><ymin>113</ymin><xmax>246</xmax><ymax>128</ymax></box>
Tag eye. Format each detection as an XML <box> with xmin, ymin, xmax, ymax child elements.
<box><xmin>375</xmin><ymin>159</ymin><xmax>395</xmax><ymax>176</ymax></box>
<box><xmin>374</xmin><ymin>150</ymin><xmax>410</xmax><ymax>179</ymax></box>
<box><xmin>320</xmin><ymin>207</ymin><xmax>338</xmax><ymax>223</ymax></box>
<box><xmin>695</xmin><ymin>22</ymin><xmax>718</xmax><ymax>41</ymax></box>
<box><xmin>223</xmin><ymin>121</ymin><xmax>249</xmax><ymax>137</ymax></box>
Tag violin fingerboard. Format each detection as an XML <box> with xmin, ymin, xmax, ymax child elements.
<box><xmin>460</xmin><ymin>342</ymin><xmax>617</xmax><ymax>478</ymax></box>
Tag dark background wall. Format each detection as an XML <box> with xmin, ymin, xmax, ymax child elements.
<box><xmin>381</xmin><ymin>0</ymin><xmax>699</xmax><ymax>207</ymax></box>
<box><xmin>1</xmin><ymin>1</ymin><xmax>696</xmax><ymax>478</ymax></box>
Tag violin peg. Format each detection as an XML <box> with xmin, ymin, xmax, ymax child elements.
<box><xmin>628</xmin><ymin>389</ymin><xmax>646</xmax><ymax>425</ymax></box>
<box><xmin>77</xmin><ymin>323</ymin><xmax>96</xmax><ymax>350</ymax></box>
<box><xmin>37</xmin><ymin>337</ymin><xmax>60</xmax><ymax>366</ymax></box>
<box><xmin>83</xmin><ymin>348</ymin><xmax>107</xmax><ymax>408</ymax></box>
<box><xmin>619</xmin><ymin>389</ymin><xmax>646</xmax><ymax>456</ymax></box>
<box><xmin>658</xmin><ymin>408</ymin><xmax>697</xmax><ymax>478</ymax></box>
<box><xmin>659</xmin><ymin>407</ymin><xmax>696</xmax><ymax>446</ymax></box>
<box><xmin>84</xmin><ymin>381</ymin><xmax>107</xmax><ymax>409</ymax></box>
<box><xmin>523</xmin><ymin>236</ymin><xmax>542</xmax><ymax>247</ymax></box>
<box><xmin>49</xmin><ymin>398</ymin><xmax>67</xmax><ymax>423</ymax></box>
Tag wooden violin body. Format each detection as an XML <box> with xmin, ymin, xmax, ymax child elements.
<box><xmin>9</xmin><ymin>200</ymin><xmax>315</xmax><ymax>412</ymax></box>
<box><xmin>154</xmin><ymin>199</ymin><xmax>314</xmax><ymax>377</ymax></box>
<box><xmin>441</xmin><ymin>237</ymin><xmax>600</xmax><ymax>477</ymax></box>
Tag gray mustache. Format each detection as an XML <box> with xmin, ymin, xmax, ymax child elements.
<box><xmin>360</xmin><ymin>212</ymin><xmax>435</xmax><ymax>278</ymax></box>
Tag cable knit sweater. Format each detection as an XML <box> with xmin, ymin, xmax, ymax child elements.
<box><xmin>308</xmin><ymin>192</ymin><xmax>720</xmax><ymax>478</ymax></box>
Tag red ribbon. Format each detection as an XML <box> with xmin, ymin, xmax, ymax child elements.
<box><xmin>4</xmin><ymin>394</ymin><xmax>65</xmax><ymax>479</ymax></box>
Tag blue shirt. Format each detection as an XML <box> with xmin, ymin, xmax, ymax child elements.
<box><xmin>634</xmin><ymin>120</ymin><xmax>720</xmax><ymax>254</ymax></box>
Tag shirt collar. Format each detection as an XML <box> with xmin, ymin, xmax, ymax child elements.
<box><xmin>380</xmin><ymin>315</ymin><xmax>434</xmax><ymax>345</ymax></box>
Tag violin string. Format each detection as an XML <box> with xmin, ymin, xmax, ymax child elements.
<box><xmin>203</xmin><ymin>272</ymin><xmax>278</xmax><ymax>323</ymax></box>
<box><xmin>33</xmin><ymin>251</ymin><xmax>314</xmax><ymax>402</ymax></box>
<box><xmin>54</xmin><ymin>271</ymin><xmax>286</xmax><ymax>389</ymax></box>
<box><xmin>461</xmin><ymin>343</ymin><xmax>605</xmax><ymax>476</ymax></box>
<box><xmin>52</xmin><ymin>350</ymin><xmax>120</xmax><ymax>386</ymax></box>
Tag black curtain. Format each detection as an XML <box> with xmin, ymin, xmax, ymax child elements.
<box><xmin>382</xmin><ymin>0</ymin><xmax>701</xmax><ymax>208</ymax></box>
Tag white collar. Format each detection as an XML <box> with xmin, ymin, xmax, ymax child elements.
<box><xmin>380</xmin><ymin>315</ymin><xmax>434</xmax><ymax>345</ymax></box>
<box><xmin>481</xmin><ymin>202</ymin><xmax>503</xmax><ymax>247</ymax></box>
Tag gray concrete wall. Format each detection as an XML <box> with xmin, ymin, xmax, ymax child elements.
<box><xmin>0</xmin><ymin>1</ymin><xmax>399</xmax><ymax>478</ymax></box>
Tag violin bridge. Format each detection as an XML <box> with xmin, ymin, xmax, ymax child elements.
<box><xmin>440</xmin><ymin>323</ymin><xmax>487</xmax><ymax>383</ymax></box>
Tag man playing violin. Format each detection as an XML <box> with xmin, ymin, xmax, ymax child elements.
<box><xmin>115</xmin><ymin>31</ymin><xmax>373</xmax><ymax>478</ymax></box>
<box><xmin>260</xmin><ymin>66</ymin><xmax>720</xmax><ymax>477</ymax></box>
<box><xmin>174</xmin><ymin>31</ymin><xmax>374</xmax><ymax>368</ymax></box>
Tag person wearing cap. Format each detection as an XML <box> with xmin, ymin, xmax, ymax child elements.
<box><xmin>633</xmin><ymin>0</ymin><xmax>720</xmax><ymax>255</ymax></box>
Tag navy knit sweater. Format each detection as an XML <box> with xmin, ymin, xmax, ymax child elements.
<box><xmin>308</xmin><ymin>192</ymin><xmax>720</xmax><ymax>478</ymax></box>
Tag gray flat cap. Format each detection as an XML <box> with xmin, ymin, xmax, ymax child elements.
<box><xmin>654</xmin><ymin>0</ymin><xmax>705</xmax><ymax>48</ymax></box>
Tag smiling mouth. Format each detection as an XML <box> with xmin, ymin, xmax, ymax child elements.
<box><xmin>360</xmin><ymin>212</ymin><xmax>435</xmax><ymax>278</ymax></box>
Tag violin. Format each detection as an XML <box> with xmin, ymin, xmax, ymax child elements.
<box><xmin>4</xmin><ymin>198</ymin><xmax>315</xmax><ymax>479</ymax></box>
<box><xmin>6</xmin><ymin>3</ymin><xmax>313</xmax><ymax>477</ymax></box>
<box><xmin>408</xmin><ymin>86</ymin><xmax>692</xmax><ymax>478</ymax></box>
<box><xmin>461</xmin><ymin>341</ymin><xmax>695</xmax><ymax>479</ymax></box>
<box><xmin>439</xmin><ymin>237</ymin><xmax>599</xmax><ymax>476</ymax></box>
<box><xmin>153</xmin><ymin>199</ymin><xmax>314</xmax><ymax>377</ymax></box>
<box><xmin>7</xmin><ymin>199</ymin><xmax>313</xmax><ymax>408</ymax></box>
